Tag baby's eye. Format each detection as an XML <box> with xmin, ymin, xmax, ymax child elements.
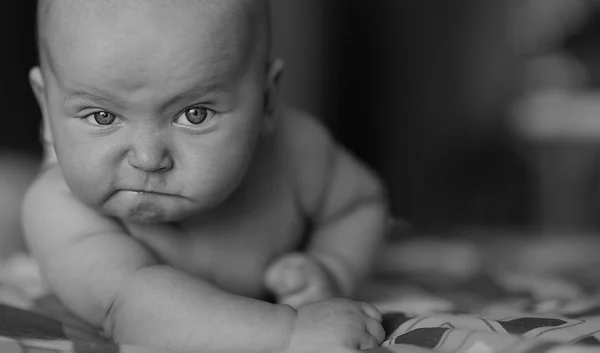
<box><xmin>175</xmin><ymin>107</ymin><xmax>215</xmax><ymax>126</ymax></box>
<box><xmin>85</xmin><ymin>111</ymin><xmax>118</xmax><ymax>126</ymax></box>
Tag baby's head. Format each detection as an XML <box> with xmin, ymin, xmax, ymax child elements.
<box><xmin>31</xmin><ymin>0</ymin><xmax>283</xmax><ymax>222</ymax></box>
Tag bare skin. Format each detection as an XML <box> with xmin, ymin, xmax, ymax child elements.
<box><xmin>24</xmin><ymin>0</ymin><xmax>388</xmax><ymax>351</ymax></box>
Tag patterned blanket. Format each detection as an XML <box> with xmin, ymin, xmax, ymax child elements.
<box><xmin>367</xmin><ymin>230</ymin><xmax>600</xmax><ymax>353</ymax></box>
<box><xmin>1</xmin><ymin>230</ymin><xmax>600</xmax><ymax>353</ymax></box>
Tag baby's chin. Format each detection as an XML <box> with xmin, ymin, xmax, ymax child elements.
<box><xmin>120</xmin><ymin>204</ymin><xmax>176</xmax><ymax>223</ymax></box>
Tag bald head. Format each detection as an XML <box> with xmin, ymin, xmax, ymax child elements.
<box><xmin>36</xmin><ymin>0</ymin><xmax>272</xmax><ymax>74</ymax></box>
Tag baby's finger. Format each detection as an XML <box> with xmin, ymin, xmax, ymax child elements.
<box><xmin>264</xmin><ymin>263</ymin><xmax>309</xmax><ymax>297</ymax></box>
<box><xmin>357</xmin><ymin>332</ymin><xmax>380</xmax><ymax>351</ymax></box>
<box><xmin>279</xmin><ymin>292</ymin><xmax>309</xmax><ymax>309</ymax></box>
<box><xmin>359</xmin><ymin>302</ymin><xmax>382</xmax><ymax>322</ymax></box>
<box><xmin>365</xmin><ymin>318</ymin><xmax>386</xmax><ymax>344</ymax></box>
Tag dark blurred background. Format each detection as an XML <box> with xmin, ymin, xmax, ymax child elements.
<box><xmin>0</xmin><ymin>1</ymin><xmax>39</xmax><ymax>154</ymax></box>
<box><xmin>272</xmin><ymin>0</ymin><xmax>532</xmax><ymax>231</ymax></box>
<box><xmin>6</xmin><ymin>0</ymin><xmax>600</xmax><ymax>235</ymax></box>
<box><xmin>0</xmin><ymin>0</ymin><xmax>536</xmax><ymax>233</ymax></box>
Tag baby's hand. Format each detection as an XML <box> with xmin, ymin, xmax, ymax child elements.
<box><xmin>264</xmin><ymin>253</ymin><xmax>339</xmax><ymax>308</ymax></box>
<box><xmin>288</xmin><ymin>299</ymin><xmax>385</xmax><ymax>350</ymax></box>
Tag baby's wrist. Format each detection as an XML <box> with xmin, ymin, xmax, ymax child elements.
<box><xmin>310</xmin><ymin>252</ymin><xmax>355</xmax><ymax>297</ymax></box>
<box><xmin>276</xmin><ymin>303</ymin><xmax>298</xmax><ymax>351</ymax></box>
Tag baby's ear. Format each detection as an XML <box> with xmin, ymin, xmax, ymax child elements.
<box><xmin>29</xmin><ymin>67</ymin><xmax>53</xmax><ymax>145</ymax></box>
<box><xmin>262</xmin><ymin>58</ymin><xmax>284</xmax><ymax>135</ymax></box>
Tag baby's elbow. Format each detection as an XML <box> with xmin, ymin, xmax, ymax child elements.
<box><xmin>362</xmin><ymin>168</ymin><xmax>389</xmax><ymax>215</ymax></box>
<box><xmin>360</xmin><ymin>171</ymin><xmax>391</xmax><ymax>244</ymax></box>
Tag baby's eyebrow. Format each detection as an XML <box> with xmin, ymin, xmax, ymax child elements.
<box><xmin>63</xmin><ymin>82</ymin><xmax>230</xmax><ymax>111</ymax></box>
<box><xmin>63</xmin><ymin>91</ymin><xmax>126</xmax><ymax>109</ymax></box>
<box><xmin>159</xmin><ymin>83</ymin><xmax>229</xmax><ymax>109</ymax></box>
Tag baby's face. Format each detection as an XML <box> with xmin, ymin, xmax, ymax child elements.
<box><xmin>38</xmin><ymin>1</ymin><xmax>271</xmax><ymax>222</ymax></box>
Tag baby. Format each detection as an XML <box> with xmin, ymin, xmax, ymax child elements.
<box><xmin>24</xmin><ymin>0</ymin><xmax>388</xmax><ymax>351</ymax></box>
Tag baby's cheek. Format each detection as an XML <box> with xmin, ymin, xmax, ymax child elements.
<box><xmin>183</xmin><ymin>152</ymin><xmax>251</xmax><ymax>203</ymax></box>
<box><xmin>61</xmin><ymin>162</ymin><xmax>113</xmax><ymax>207</ymax></box>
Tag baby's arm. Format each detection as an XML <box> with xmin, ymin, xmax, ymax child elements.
<box><xmin>23</xmin><ymin>166</ymin><xmax>384</xmax><ymax>351</ymax></box>
<box><xmin>266</xmin><ymin>108</ymin><xmax>388</xmax><ymax>305</ymax></box>
<box><xmin>22</xmin><ymin>167</ymin><xmax>296</xmax><ymax>352</ymax></box>
<box><xmin>307</xmin><ymin>147</ymin><xmax>388</xmax><ymax>296</ymax></box>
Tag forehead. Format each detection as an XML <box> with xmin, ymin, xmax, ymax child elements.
<box><xmin>40</xmin><ymin>0</ymin><xmax>260</xmax><ymax>89</ymax></box>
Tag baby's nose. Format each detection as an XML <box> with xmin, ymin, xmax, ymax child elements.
<box><xmin>127</xmin><ymin>131</ymin><xmax>173</xmax><ymax>173</ymax></box>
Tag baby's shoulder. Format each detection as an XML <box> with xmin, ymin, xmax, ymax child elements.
<box><xmin>22</xmin><ymin>165</ymin><xmax>124</xmax><ymax>245</ymax></box>
<box><xmin>24</xmin><ymin>164</ymin><xmax>71</xmax><ymax>207</ymax></box>
<box><xmin>279</xmin><ymin>106</ymin><xmax>334</xmax><ymax>154</ymax></box>
<box><xmin>277</xmin><ymin>106</ymin><xmax>337</xmax><ymax>215</ymax></box>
